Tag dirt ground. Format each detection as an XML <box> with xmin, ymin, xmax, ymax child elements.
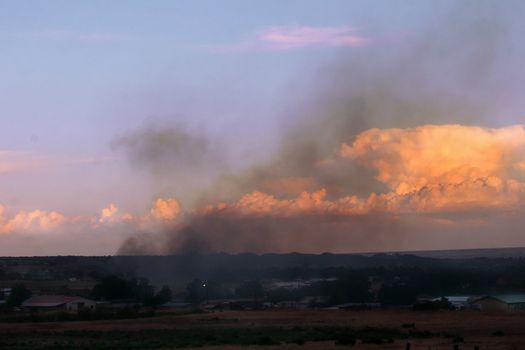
<box><xmin>1</xmin><ymin>309</ymin><xmax>524</xmax><ymax>349</ymax></box>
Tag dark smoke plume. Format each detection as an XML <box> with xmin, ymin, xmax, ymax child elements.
<box><xmin>117</xmin><ymin>1</ymin><xmax>524</xmax><ymax>255</ymax></box>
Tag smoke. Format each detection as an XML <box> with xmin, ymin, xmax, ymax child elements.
<box><xmin>112</xmin><ymin>122</ymin><xmax>226</xmax><ymax>206</ymax></box>
<box><xmin>117</xmin><ymin>1</ymin><xmax>525</xmax><ymax>255</ymax></box>
<box><xmin>113</xmin><ymin>123</ymin><xmax>216</xmax><ymax>174</ymax></box>
<box><xmin>206</xmin><ymin>1</ymin><xmax>520</xmax><ymax>202</ymax></box>
<box><xmin>119</xmin><ymin>212</ymin><xmax>405</xmax><ymax>255</ymax></box>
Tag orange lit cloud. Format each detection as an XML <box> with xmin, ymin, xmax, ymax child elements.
<box><xmin>0</xmin><ymin>207</ymin><xmax>66</xmax><ymax>234</ymax></box>
<box><xmin>339</xmin><ymin>124</ymin><xmax>525</xmax><ymax>212</ymax></box>
<box><xmin>193</xmin><ymin>125</ymin><xmax>525</xmax><ymax>218</ymax></box>
<box><xmin>99</xmin><ymin>203</ymin><xmax>119</xmax><ymax>223</ymax></box>
<box><xmin>199</xmin><ymin>189</ymin><xmax>367</xmax><ymax>217</ymax></box>
<box><xmin>150</xmin><ymin>198</ymin><xmax>181</xmax><ymax>221</ymax></box>
<box><xmin>4</xmin><ymin>124</ymin><xmax>525</xmax><ymax>255</ymax></box>
<box><xmin>0</xmin><ymin>196</ymin><xmax>183</xmax><ymax>236</ymax></box>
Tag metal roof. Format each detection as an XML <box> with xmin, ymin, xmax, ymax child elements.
<box><xmin>21</xmin><ymin>295</ymin><xmax>93</xmax><ymax>308</ymax></box>
<box><xmin>434</xmin><ymin>296</ymin><xmax>471</xmax><ymax>303</ymax></box>
<box><xmin>492</xmin><ymin>294</ymin><xmax>525</xmax><ymax>304</ymax></box>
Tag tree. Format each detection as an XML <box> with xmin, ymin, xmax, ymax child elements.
<box><xmin>146</xmin><ymin>285</ymin><xmax>173</xmax><ymax>307</ymax></box>
<box><xmin>155</xmin><ymin>285</ymin><xmax>173</xmax><ymax>304</ymax></box>
<box><xmin>7</xmin><ymin>284</ymin><xmax>31</xmax><ymax>307</ymax></box>
<box><xmin>235</xmin><ymin>280</ymin><xmax>265</xmax><ymax>300</ymax></box>
<box><xmin>91</xmin><ymin>275</ymin><xmax>132</xmax><ymax>300</ymax></box>
<box><xmin>133</xmin><ymin>278</ymin><xmax>155</xmax><ymax>303</ymax></box>
<box><xmin>379</xmin><ymin>284</ymin><xmax>418</xmax><ymax>306</ymax></box>
<box><xmin>185</xmin><ymin>279</ymin><xmax>206</xmax><ymax>304</ymax></box>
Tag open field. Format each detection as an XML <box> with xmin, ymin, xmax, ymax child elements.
<box><xmin>0</xmin><ymin>309</ymin><xmax>524</xmax><ymax>349</ymax></box>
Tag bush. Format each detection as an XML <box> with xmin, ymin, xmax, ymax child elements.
<box><xmin>492</xmin><ymin>330</ymin><xmax>505</xmax><ymax>337</ymax></box>
<box><xmin>255</xmin><ymin>335</ymin><xmax>278</xmax><ymax>345</ymax></box>
<box><xmin>6</xmin><ymin>284</ymin><xmax>31</xmax><ymax>307</ymax></box>
<box><xmin>453</xmin><ymin>336</ymin><xmax>464</xmax><ymax>343</ymax></box>
<box><xmin>335</xmin><ymin>334</ymin><xmax>356</xmax><ymax>346</ymax></box>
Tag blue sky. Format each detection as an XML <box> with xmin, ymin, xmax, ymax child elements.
<box><xmin>0</xmin><ymin>0</ymin><xmax>443</xmax><ymax>152</ymax></box>
<box><xmin>0</xmin><ymin>0</ymin><xmax>400</xmax><ymax>209</ymax></box>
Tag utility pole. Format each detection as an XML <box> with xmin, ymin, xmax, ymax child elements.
<box><xmin>202</xmin><ymin>282</ymin><xmax>209</xmax><ymax>304</ymax></box>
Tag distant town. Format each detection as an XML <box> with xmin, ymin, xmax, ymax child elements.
<box><xmin>1</xmin><ymin>251</ymin><xmax>525</xmax><ymax>317</ymax></box>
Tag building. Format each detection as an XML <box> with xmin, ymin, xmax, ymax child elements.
<box><xmin>21</xmin><ymin>295</ymin><xmax>97</xmax><ymax>313</ymax></box>
<box><xmin>471</xmin><ymin>294</ymin><xmax>525</xmax><ymax>312</ymax></box>
<box><xmin>433</xmin><ymin>296</ymin><xmax>472</xmax><ymax>309</ymax></box>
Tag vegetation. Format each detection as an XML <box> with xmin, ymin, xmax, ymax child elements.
<box><xmin>3</xmin><ymin>253</ymin><xmax>525</xmax><ymax>311</ymax></box>
<box><xmin>235</xmin><ymin>280</ymin><xmax>265</xmax><ymax>299</ymax></box>
<box><xmin>7</xmin><ymin>284</ymin><xmax>31</xmax><ymax>307</ymax></box>
<box><xmin>0</xmin><ymin>308</ymin><xmax>156</xmax><ymax>323</ymax></box>
<box><xmin>413</xmin><ymin>298</ymin><xmax>454</xmax><ymax>311</ymax></box>
<box><xmin>0</xmin><ymin>326</ymin><xmax>432</xmax><ymax>350</ymax></box>
<box><xmin>90</xmin><ymin>275</ymin><xmax>172</xmax><ymax>307</ymax></box>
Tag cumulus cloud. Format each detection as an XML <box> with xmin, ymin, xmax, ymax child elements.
<box><xmin>197</xmin><ymin>125</ymin><xmax>525</xmax><ymax>218</ymax></box>
<box><xmin>340</xmin><ymin>124</ymin><xmax>525</xmax><ymax>212</ymax></box>
<box><xmin>7</xmin><ymin>124</ymin><xmax>525</xmax><ymax>255</ymax></box>
<box><xmin>0</xmin><ymin>195</ymin><xmax>182</xmax><ymax>237</ymax></box>
<box><xmin>150</xmin><ymin>198</ymin><xmax>181</xmax><ymax>221</ymax></box>
<box><xmin>0</xmin><ymin>208</ymin><xmax>66</xmax><ymax>234</ymax></box>
<box><xmin>98</xmin><ymin>203</ymin><xmax>123</xmax><ymax>224</ymax></box>
<box><xmin>119</xmin><ymin>124</ymin><xmax>525</xmax><ymax>255</ymax></box>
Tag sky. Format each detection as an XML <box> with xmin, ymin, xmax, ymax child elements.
<box><xmin>1</xmin><ymin>0</ymin><xmax>525</xmax><ymax>255</ymax></box>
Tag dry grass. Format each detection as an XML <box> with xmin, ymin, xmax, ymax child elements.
<box><xmin>0</xmin><ymin>309</ymin><xmax>524</xmax><ymax>349</ymax></box>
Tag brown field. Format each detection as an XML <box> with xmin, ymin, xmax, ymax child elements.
<box><xmin>1</xmin><ymin>309</ymin><xmax>525</xmax><ymax>349</ymax></box>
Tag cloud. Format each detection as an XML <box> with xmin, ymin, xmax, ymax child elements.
<box><xmin>0</xmin><ymin>195</ymin><xmax>181</xmax><ymax>240</ymax></box>
<box><xmin>204</xmin><ymin>24</ymin><xmax>370</xmax><ymax>53</ymax></box>
<box><xmin>0</xmin><ymin>208</ymin><xmax>66</xmax><ymax>234</ymax></box>
<box><xmin>117</xmin><ymin>124</ymin><xmax>525</xmax><ymax>255</ymax></box>
<box><xmin>150</xmin><ymin>198</ymin><xmax>181</xmax><ymax>221</ymax></box>
<box><xmin>0</xmin><ymin>151</ymin><xmax>47</xmax><ymax>175</ymax></box>
<box><xmin>0</xmin><ymin>150</ymin><xmax>115</xmax><ymax>177</ymax></box>
<box><xmin>340</xmin><ymin>124</ymin><xmax>525</xmax><ymax>212</ymax></box>
<box><xmin>98</xmin><ymin>204</ymin><xmax>121</xmax><ymax>224</ymax></box>
<box><xmin>6</xmin><ymin>124</ymin><xmax>525</xmax><ymax>255</ymax></box>
<box><xmin>256</xmin><ymin>25</ymin><xmax>370</xmax><ymax>50</ymax></box>
<box><xmin>198</xmin><ymin>125</ymin><xmax>525</xmax><ymax>218</ymax></box>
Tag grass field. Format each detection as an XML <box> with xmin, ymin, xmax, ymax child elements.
<box><xmin>0</xmin><ymin>309</ymin><xmax>523</xmax><ymax>349</ymax></box>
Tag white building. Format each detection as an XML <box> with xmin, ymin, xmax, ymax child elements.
<box><xmin>21</xmin><ymin>295</ymin><xmax>97</xmax><ymax>313</ymax></box>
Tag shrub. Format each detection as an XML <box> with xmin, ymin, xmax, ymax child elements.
<box><xmin>362</xmin><ymin>335</ymin><xmax>385</xmax><ymax>344</ymax></box>
<box><xmin>453</xmin><ymin>336</ymin><xmax>464</xmax><ymax>343</ymax></box>
<box><xmin>256</xmin><ymin>335</ymin><xmax>278</xmax><ymax>345</ymax></box>
<box><xmin>292</xmin><ymin>337</ymin><xmax>305</xmax><ymax>345</ymax></box>
<box><xmin>335</xmin><ymin>334</ymin><xmax>356</xmax><ymax>346</ymax></box>
<box><xmin>492</xmin><ymin>330</ymin><xmax>505</xmax><ymax>337</ymax></box>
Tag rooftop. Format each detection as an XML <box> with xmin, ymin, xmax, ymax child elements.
<box><xmin>21</xmin><ymin>295</ymin><xmax>93</xmax><ymax>308</ymax></box>
<box><xmin>492</xmin><ymin>294</ymin><xmax>525</xmax><ymax>304</ymax></box>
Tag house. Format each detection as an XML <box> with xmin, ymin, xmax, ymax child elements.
<box><xmin>471</xmin><ymin>294</ymin><xmax>525</xmax><ymax>312</ymax></box>
<box><xmin>203</xmin><ymin>298</ymin><xmax>263</xmax><ymax>311</ymax></box>
<box><xmin>331</xmin><ymin>302</ymin><xmax>381</xmax><ymax>310</ymax></box>
<box><xmin>0</xmin><ymin>288</ymin><xmax>11</xmax><ymax>305</ymax></box>
<box><xmin>21</xmin><ymin>295</ymin><xmax>97</xmax><ymax>313</ymax></box>
<box><xmin>433</xmin><ymin>296</ymin><xmax>473</xmax><ymax>309</ymax></box>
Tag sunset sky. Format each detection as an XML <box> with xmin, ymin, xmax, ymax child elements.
<box><xmin>1</xmin><ymin>0</ymin><xmax>525</xmax><ymax>255</ymax></box>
